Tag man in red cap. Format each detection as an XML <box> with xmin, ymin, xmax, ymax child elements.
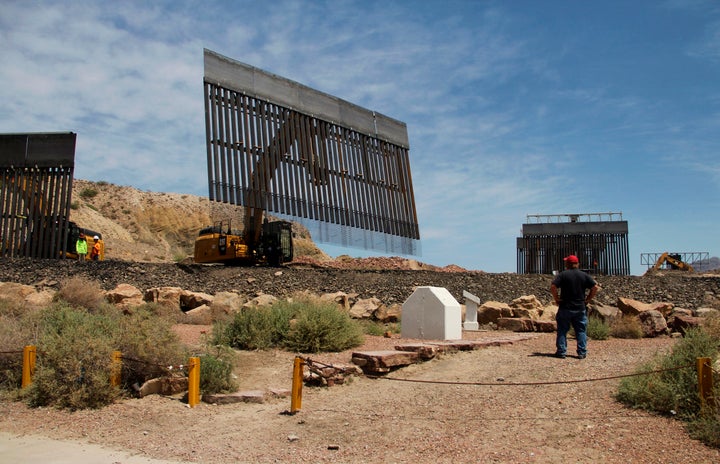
<box><xmin>550</xmin><ymin>255</ymin><xmax>599</xmax><ymax>359</ymax></box>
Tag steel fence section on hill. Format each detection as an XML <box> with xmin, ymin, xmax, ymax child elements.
<box><xmin>516</xmin><ymin>213</ymin><xmax>630</xmax><ymax>275</ymax></box>
<box><xmin>0</xmin><ymin>133</ymin><xmax>76</xmax><ymax>259</ymax></box>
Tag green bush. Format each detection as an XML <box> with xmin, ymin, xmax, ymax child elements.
<box><xmin>359</xmin><ymin>320</ymin><xmax>400</xmax><ymax>337</ymax></box>
<box><xmin>215</xmin><ymin>297</ymin><xmax>364</xmax><ymax>353</ymax></box>
<box><xmin>113</xmin><ymin>306</ymin><xmax>187</xmax><ymax>388</ymax></box>
<box><xmin>587</xmin><ymin>315</ymin><xmax>610</xmax><ymax>340</ymax></box>
<box><xmin>616</xmin><ymin>328</ymin><xmax>718</xmax><ymax>419</ymax></box>
<box><xmin>687</xmin><ymin>409</ymin><xmax>720</xmax><ymax>448</ymax></box>
<box><xmin>283</xmin><ymin>301</ymin><xmax>363</xmax><ymax>353</ymax></box>
<box><xmin>79</xmin><ymin>187</ymin><xmax>98</xmax><ymax>199</ymax></box>
<box><xmin>199</xmin><ymin>348</ymin><xmax>237</xmax><ymax>394</ymax></box>
<box><xmin>218</xmin><ymin>304</ymin><xmax>294</xmax><ymax>350</ymax></box>
<box><xmin>24</xmin><ymin>303</ymin><xmax>119</xmax><ymax>410</ymax></box>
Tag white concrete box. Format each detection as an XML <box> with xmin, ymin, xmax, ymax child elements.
<box><xmin>401</xmin><ymin>286</ymin><xmax>462</xmax><ymax>340</ymax></box>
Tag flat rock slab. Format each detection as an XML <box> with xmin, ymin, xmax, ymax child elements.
<box><xmin>203</xmin><ymin>390</ymin><xmax>265</xmax><ymax>405</ymax></box>
<box><xmin>393</xmin><ymin>343</ymin><xmax>440</xmax><ymax>360</ymax></box>
<box><xmin>351</xmin><ymin>350</ymin><xmax>419</xmax><ymax>373</ymax></box>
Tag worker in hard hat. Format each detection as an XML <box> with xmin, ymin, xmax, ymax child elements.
<box><xmin>76</xmin><ymin>233</ymin><xmax>88</xmax><ymax>261</ymax></box>
<box><xmin>90</xmin><ymin>235</ymin><xmax>102</xmax><ymax>261</ymax></box>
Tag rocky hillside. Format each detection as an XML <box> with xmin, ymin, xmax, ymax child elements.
<box><xmin>69</xmin><ymin>179</ymin><xmax>328</xmax><ymax>264</ymax></box>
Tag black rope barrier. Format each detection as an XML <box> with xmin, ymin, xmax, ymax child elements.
<box><xmin>363</xmin><ymin>363</ymin><xmax>696</xmax><ymax>387</ymax></box>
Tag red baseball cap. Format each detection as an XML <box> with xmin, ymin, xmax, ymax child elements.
<box><xmin>563</xmin><ymin>255</ymin><xmax>579</xmax><ymax>264</ymax></box>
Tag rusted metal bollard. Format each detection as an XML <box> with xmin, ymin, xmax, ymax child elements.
<box><xmin>187</xmin><ymin>357</ymin><xmax>200</xmax><ymax>408</ymax></box>
<box><xmin>290</xmin><ymin>357</ymin><xmax>305</xmax><ymax>414</ymax></box>
<box><xmin>110</xmin><ymin>350</ymin><xmax>122</xmax><ymax>387</ymax></box>
<box><xmin>697</xmin><ymin>357</ymin><xmax>714</xmax><ymax>411</ymax></box>
<box><xmin>21</xmin><ymin>345</ymin><xmax>36</xmax><ymax>388</ymax></box>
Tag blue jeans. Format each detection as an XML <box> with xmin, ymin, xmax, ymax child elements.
<box><xmin>555</xmin><ymin>309</ymin><xmax>588</xmax><ymax>356</ymax></box>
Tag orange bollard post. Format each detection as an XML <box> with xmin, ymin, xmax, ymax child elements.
<box><xmin>290</xmin><ymin>357</ymin><xmax>305</xmax><ymax>414</ymax></box>
<box><xmin>110</xmin><ymin>351</ymin><xmax>122</xmax><ymax>387</ymax></box>
<box><xmin>21</xmin><ymin>345</ymin><xmax>36</xmax><ymax>388</ymax></box>
<box><xmin>188</xmin><ymin>357</ymin><xmax>201</xmax><ymax>408</ymax></box>
<box><xmin>697</xmin><ymin>357</ymin><xmax>714</xmax><ymax>411</ymax></box>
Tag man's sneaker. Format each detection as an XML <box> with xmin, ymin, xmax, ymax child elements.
<box><xmin>578</xmin><ymin>353</ymin><xmax>587</xmax><ymax>359</ymax></box>
<box><xmin>554</xmin><ymin>352</ymin><xmax>566</xmax><ymax>359</ymax></box>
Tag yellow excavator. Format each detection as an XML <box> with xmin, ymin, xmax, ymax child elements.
<box><xmin>193</xmin><ymin>216</ymin><xmax>292</xmax><ymax>266</ymax></box>
<box><xmin>652</xmin><ymin>252</ymin><xmax>694</xmax><ymax>272</ymax></box>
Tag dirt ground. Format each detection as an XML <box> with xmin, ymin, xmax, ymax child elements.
<box><xmin>1</xmin><ymin>328</ymin><xmax>719</xmax><ymax>464</ymax></box>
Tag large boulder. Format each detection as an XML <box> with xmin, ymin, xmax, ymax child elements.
<box><xmin>497</xmin><ymin>317</ymin><xmax>534</xmax><ymax>332</ymax></box>
<box><xmin>668</xmin><ymin>313</ymin><xmax>702</xmax><ymax>335</ymax></box>
<box><xmin>350</xmin><ymin>297</ymin><xmax>383</xmax><ymax>319</ymax></box>
<box><xmin>210</xmin><ymin>291</ymin><xmax>246</xmax><ymax>320</ymax></box>
<box><xmin>185</xmin><ymin>304</ymin><xmax>213</xmax><ymax>325</ymax></box>
<box><xmin>588</xmin><ymin>303</ymin><xmax>621</xmax><ymax>324</ymax></box>
<box><xmin>0</xmin><ymin>282</ymin><xmax>37</xmax><ymax>303</ymax></box>
<box><xmin>478</xmin><ymin>301</ymin><xmax>513</xmax><ymax>325</ymax></box>
<box><xmin>145</xmin><ymin>286</ymin><xmax>185</xmax><ymax>310</ymax></box>
<box><xmin>618</xmin><ymin>297</ymin><xmax>673</xmax><ymax>317</ymax></box>
<box><xmin>106</xmin><ymin>283</ymin><xmax>144</xmax><ymax>309</ymax></box>
<box><xmin>539</xmin><ymin>305</ymin><xmax>558</xmax><ymax>321</ymax></box>
<box><xmin>320</xmin><ymin>291</ymin><xmax>357</xmax><ymax>311</ymax></box>
<box><xmin>638</xmin><ymin>310</ymin><xmax>668</xmax><ymax>337</ymax></box>
<box><xmin>243</xmin><ymin>294</ymin><xmax>278</xmax><ymax>309</ymax></box>
<box><xmin>180</xmin><ymin>291</ymin><xmax>213</xmax><ymax>311</ymax></box>
<box><xmin>373</xmin><ymin>303</ymin><xmax>401</xmax><ymax>323</ymax></box>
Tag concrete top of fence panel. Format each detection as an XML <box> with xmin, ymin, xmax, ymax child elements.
<box><xmin>0</xmin><ymin>132</ymin><xmax>76</xmax><ymax>168</ymax></box>
<box><xmin>204</xmin><ymin>49</ymin><xmax>409</xmax><ymax>148</ymax></box>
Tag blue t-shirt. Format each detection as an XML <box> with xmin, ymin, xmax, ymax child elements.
<box><xmin>552</xmin><ymin>268</ymin><xmax>597</xmax><ymax>311</ymax></box>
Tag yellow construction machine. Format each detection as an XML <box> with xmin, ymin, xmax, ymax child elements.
<box><xmin>193</xmin><ymin>215</ymin><xmax>292</xmax><ymax>266</ymax></box>
<box><xmin>652</xmin><ymin>252</ymin><xmax>694</xmax><ymax>272</ymax></box>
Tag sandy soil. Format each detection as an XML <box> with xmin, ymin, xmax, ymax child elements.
<box><xmin>1</xmin><ymin>329</ymin><xmax>719</xmax><ymax>464</ymax></box>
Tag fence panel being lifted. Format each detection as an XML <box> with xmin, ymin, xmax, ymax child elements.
<box><xmin>203</xmin><ymin>49</ymin><xmax>420</xmax><ymax>256</ymax></box>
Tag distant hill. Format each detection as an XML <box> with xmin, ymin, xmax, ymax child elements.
<box><xmin>692</xmin><ymin>256</ymin><xmax>720</xmax><ymax>272</ymax></box>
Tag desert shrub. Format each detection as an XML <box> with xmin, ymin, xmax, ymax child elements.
<box><xmin>24</xmin><ymin>303</ymin><xmax>119</xmax><ymax>409</ymax></box>
<box><xmin>198</xmin><ymin>348</ymin><xmax>237</xmax><ymax>394</ymax></box>
<box><xmin>218</xmin><ymin>304</ymin><xmax>294</xmax><ymax>350</ymax></box>
<box><xmin>687</xmin><ymin>409</ymin><xmax>720</xmax><ymax>448</ymax></box>
<box><xmin>215</xmin><ymin>297</ymin><xmax>364</xmax><ymax>353</ymax></box>
<box><xmin>53</xmin><ymin>276</ymin><xmax>106</xmax><ymax>312</ymax></box>
<box><xmin>616</xmin><ymin>328</ymin><xmax>719</xmax><ymax>420</ymax></box>
<box><xmin>587</xmin><ymin>315</ymin><xmax>610</xmax><ymax>340</ymax></box>
<box><xmin>359</xmin><ymin>320</ymin><xmax>401</xmax><ymax>337</ymax></box>
<box><xmin>113</xmin><ymin>306</ymin><xmax>187</xmax><ymax>388</ymax></box>
<box><xmin>701</xmin><ymin>312</ymin><xmax>720</xmax><ymax>339</ymax></box>
<box><xmin>610</xmin><ymin>316</ymin><xmax>644</xmax><ymax>339</ymax></box>
<box><xmin>283</xmin><ymin>301</ymin><xmax>364</xmax><ymax>353</ymax></box>
<box><xmin>79</xmin><ymin>187</ymin><xmax>98</xmax><ymax>199</ymax></box>
<box><xmin>15</xmin><ymin>302</ymin><xmax>187</xmax><ymax>409</ymax></box>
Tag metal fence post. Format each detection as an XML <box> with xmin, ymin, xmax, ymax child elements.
<box><xmin>290</xmin><ymin>357</ymin><xmax>305</xmax><ymax>414</ymax></box>
<box><xmin>21</xmin><ymin>345</ymin><xmax>36</xmax><ymax>388</ymax></box>
<box><xmin>188</xmin><ymin>357</ymin><xmax>200</xmax><ymax>408</ymax></box>
<box><xmin>697</xmin><ymin>357</ymin><xmax>714</xmax><ymax>411</ymax></box>
<box><xmin>110</xmin><ymin>351</ymin><xmax>122</xmax><ymax>387</ymax></box>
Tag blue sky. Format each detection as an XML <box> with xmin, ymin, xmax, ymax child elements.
<box><xmin>1</xmin><ymin>0</ymin><xmax>719</xmax><ymax>274</ymax></box>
